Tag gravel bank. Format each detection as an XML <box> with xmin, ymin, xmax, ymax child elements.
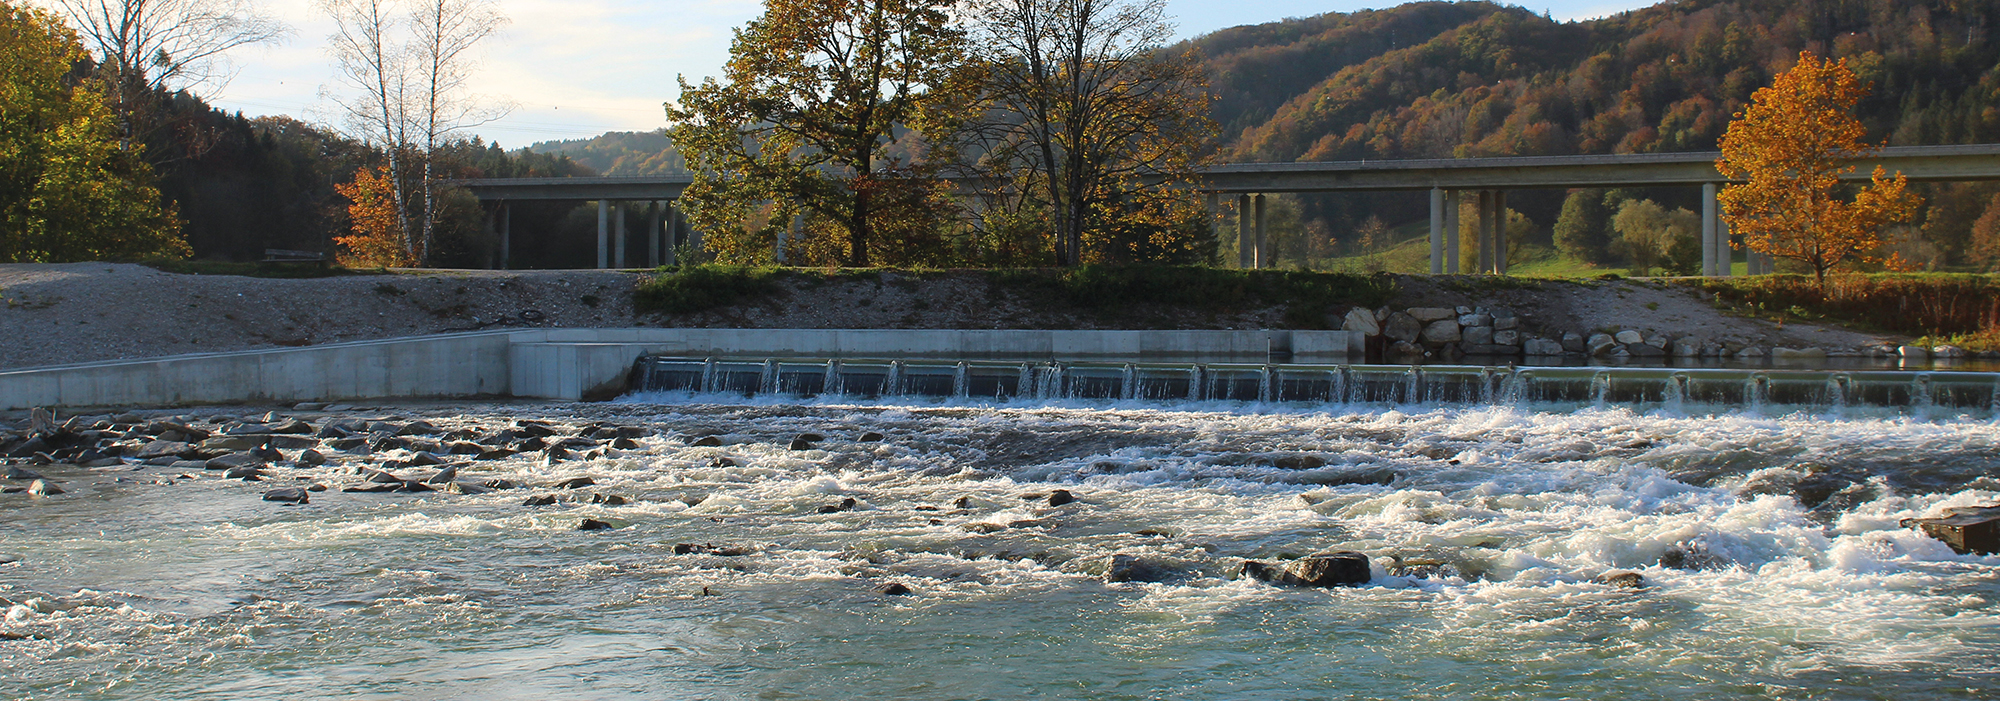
<box><xmin>0</xmin><ymin>263</ymin><xmax>1894</xmax><ymax>371</ymax></box>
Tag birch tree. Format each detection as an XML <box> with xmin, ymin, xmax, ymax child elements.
<box><xmin>320</xmin><ymin>0</ymin><xmax>504</xmax><ymax>266</ymax></box>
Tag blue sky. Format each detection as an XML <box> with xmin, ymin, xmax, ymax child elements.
<box><xmin>205</xmin><ymin>0</ymin><xmax>1654</xmax><ymax>149</ymax></box>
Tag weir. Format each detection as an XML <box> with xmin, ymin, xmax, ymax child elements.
<box><xmin>630</xmin><ymin>356</ymin><xmax>2000</xmax><ymax>412</ymax></box>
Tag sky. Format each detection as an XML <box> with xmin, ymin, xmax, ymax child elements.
<box><xmin>196</xmin><ymin>0</ymin><xmax>1657</xmax><ymax>150</ymax></box>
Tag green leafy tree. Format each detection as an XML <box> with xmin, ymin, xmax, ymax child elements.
<box><xmin>0</xmin><ymin>1</ymin><xmax>185</xmax><ymax>262</ymax></box>
<box><xmin>669</xmin><ymin>0</ymin><xmax>964</xmax><ymax>267</ymax></box>
<box><xmin>1611</xmin><ymin>198</ymin><xmax>1697</xmax><ymax>276</ymax></box>
<box><xmin>1552</xmin><ymin>188</ymin><xmax>1612</xmax><ymax>264</ymax></box>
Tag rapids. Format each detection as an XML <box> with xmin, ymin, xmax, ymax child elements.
<box><xmin>3</xmin><ymin>395</ymin><xmax>1998</xmax><ymax>699</ymax></box>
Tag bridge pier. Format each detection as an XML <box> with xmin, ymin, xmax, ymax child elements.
<box><xmin>1445</xmin><ymin>189</ymin><xmax>1459</xmax><ymax>273</ymax></box>
<box><xmin>596</xmin><ymin>200</ymin><xmax>609</xmax><ymax>269</ymax></box>
<box><xmin>614</xmin><ymin>201</ymin><xmax>628</xmax><ymax>268</ymax></box>
<box><xmin>647</xmin><ymin>201</ymin><xmax>663</xmax><ymax>268</ymax></box>
<box><xmin>1236</xmin><ymin>194</ymin><xmax>1252</xmax><ymax>268</ymax></box>
<box><xmin>1429</xmin><ymin>188</ymin><xmax>1444</xmax><ymax>274</ymax></box>
<box><xmin>1253</xmin><ymin>194</ymin><xmax>1267</xmax><ymax>268</ymax></box>
<box><xmin>498</xmin><ymin>201</ymin><xmax>510</xmax><ymax>270</ymax></box>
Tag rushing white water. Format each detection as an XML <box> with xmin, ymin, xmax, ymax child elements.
<box><xmin>4</xmin><ymin>395</ymin><xmax>1999</xmax><ymax>700</ymax></box>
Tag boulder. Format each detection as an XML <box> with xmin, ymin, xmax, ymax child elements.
<box><xmin>1105</xmin><ymin>554</ymin><xmax>1174</xmax><ymax>583</ymax></box>
<box><xmin>1901</xmin><ymin>505</ymin><xmax>2000</xmax><ymax>554</ymax></box>
<box><xmin>1382</xmin><ymin>313</ymin><xmax>1422</xmax><ymax>343</ymax></box>
<box><xmin>1241</xmin><ymin>551</ymin><xmax>1370</xmax><ymax>587</ymax></box>
<box><xmin>590</xmin><ymin>493</ymin><xmax>628</xmax><ymax>506</ymax></box>
<box><xmin>132</xmin><ymin>440</ymin><xmax>193</xmax><ymax>460</ymax></box>
<box><xmin>1627</xmin><ymin>343</ymin><xmax>1666</xmax><ymax>357</ymax></box>
<box><xmin>262</xmin><ymin>488</ymin><xmax>309</xmax><ymax>504</ymax></box>
<box><xmin>1047</xmin><ymin>489</ymin><xmax>1076</xmax><ymax>507</ymax></box>
<box><xmin>674</xmin><ymin>543</ymin><xmax>751</xmax><ymax>556</ymax></box>
<box><xmin>267</xmin><ymin>419</ymin><xmax>314</xmax><ymax>435</ymax></box>
<box><xmin>1523</xmin><ymin>337</ymin><xmax>1564</xmax><ymax>356</ymax></box>
<box><xmin>199</xmin><ymin>436</ymin><xmax>262</xmax><ymax>452</ymax></box>
<box><xmin>522</xmin><ymin>494</ymin><xmax>558</xmax><ymax>506</ymax></box>
<box><xmin>1614</xmin><ymin>330</ymin><xmax>1645</xmax><ymax>345</ymax></box>
<box><xmin>551</xmin><ymin>476</ymin><xmax>596</xmax><ymax>489</ymax></box>
<box><xmin>1594</xmin><ymin>570</ymin><xmax>1646</xmax><ymax>588</ymax></box>
<box><xmin>223</xmin><ymin>466</ymin><xmax>264</xmax><ymax>481</ymax></box>
<box><xmin>1459</xmin><ymin>325</ymin><xmax>1493</xmax><ymax>346</ymax></box>
<box><xmin>1898</xmin><ymin>345</ymin><xmax>1929</xmax><ymax>360</ymax></box>
<box><xmin>1643</xmin><ymin>333</ymin><xmax>1668</xmax><ymax>349</ymax></box>
<box><xmin>5</xmin><ymin>466</ymin><xmax>45</xmax><ymax>480</ymax></box>
<box><xmin>1934</xmin><ymin>344</ymin><xmax>1969</xmax><ymax>359</ymax></box>
<box><xmin>1492</xmin><ymin>313</ymin><xmax>1519</xmax><ymax>331</ymax></box>
<box><xmin>1735</xmin><ymin>346</ymin><xmax>1767</xmax><ymax>358</ymax></box>
<box><xmin>858</xmin><ymin>431</ymin><xmax>885</xmax><ymax>443</ymax></box>
<box><xmin>1561</xmin><ymin>332</ymin><xmax>1586</xmax><ymax>353</ymax></box>
<box><xmin>1420</xmin><ymin>320</ymin><xmax>1462</xmax><ymax>344</ymax></box>
<box><xmin>1672</xmin><ymin>337</ymin><xmax>1702</xmax><ymax>357</ymax></box>
<box><xmin>205</xmin><ymin>452</ymin><xmax>265</xmax><ymax>471</ymax></box>
<box><xmin>425</xmin><ymin>464</ymin><xmax>459</xmax><ymax>484</ymax></box>
<box><xmin>1457</xmin><ymin>313</ymin><xmax>1492</xmax><ymax>328</ymax></box>
<box><xmin>1587</xmin><ymin>333</ymin><xmax>1617</xmax><ymax>356</ymax></box>
<box><xmin>817</xmin><ymin>497</ymin><xmax>859</xmax><ymax>513</ymax></box>
<box><xmin>1407</xmin><ymin>307</ymin><xmax>1456</xmax><ymax>322</ymax></box>
<box><xmin>577</xmin><ymin>518</ymin><xmax>614</xmax><ymax>531</ymax></box>
<box><xmin>1342</xmin><ymin>308</ymin><xmax>1380</xmax><ymax>336</ymax></box>
<box><xmin>265</xmin><ymin>435</ymin><xmax>318</xmax><ymax>450</ymax></box>
<box><xmin>27</xmin><ymin>479</ymin><xmax>62</xmax><ymax>496</ymax></box>
<box><xmin>1491</xmin><ymin>330</ymin><xmax>1520</xmax><ymax>346</ymax></box>
<box><xmin>877</xmin><ymin>582</ymin><xmax>913</xmax><ymax>596</ymax></box>
<box><xmin>297</xmin><ymin>449</ymin><xmax>326</xmax><ymax>466</ymax></box>
<box><xmin>692</xmin><ymin>436</ymin><xmax>725</xmax><ymax>447</ymax></box>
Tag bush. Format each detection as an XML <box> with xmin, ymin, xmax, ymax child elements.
<box><xmin>1687</xmin><ymin>273</ymin><xmax>2000</xmax><ymax>339</ymax></box>
<box><xmin>634</xmin><ymin>264</ymin><xmax>783</xmax><ymax>314</ymax></box>
<box><xmin>996</xmin><ymin>265</ymin><xmax>1397</xmax><ymax>327</ymax></box>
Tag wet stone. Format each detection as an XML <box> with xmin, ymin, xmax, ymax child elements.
<box><xmin>522</xmin><ymin>494</ymin><xmax>558</xmax><ymax>506</ymax></box>
<box><xmin>674</xmin><ymin>543</ymin><xmax>750</xmax><ymax>556</ymax></box>
<box><xmin>1242</xmin><ymin>551</ymin><xmax>1370</xmax><ymax>587</ymax></box>
<box><xmin>551</xmin><ymin>476</ymin><xmax>595</xmax><ymax>489</ymax></box>
<box><xmin>1106</xmin><ymin>554</ymin><xmax>1174</xmax><ymax>583</ymax></box>
<box><xmin>877</xmin><ymin>582</ymin><xmax>912</xmax><ymax>596</ymax></box>
<box><xmin>262</xmin><ymin>488</ymin><xmax>309</xmax><ymax>504</ymax></box>
<box><xmin>1047</xmin><ymin>489</ymin><xmax>1076</xmax><ymax>507</ymax></box>
<box><xmin>858</xmin><ymin>432</ymin><xmax>885</xmax><ymax>443</ymax></box>
<box><xmin>818</xmin><ymin>497</ymin><xmax>859</xmax><ymax>514</ymax></box>
<box><xmin>692</xmin><ymin>436</ymin><xmax>724</xmax><ymax>447</ymax></box>
<box><xmin>1902</xmin><ymin>505</ymin><xmax>2000</xmax><ymax>555</ymax></box>
<box><xmin>577</xmin><ymin>518</ymin><xmax>614</xmax><ymax>531</ymax></box>
<box><xmin>1595</xmin><ymin>570</ymin><xmax>1647</xmax><ymax>588</ymax></box>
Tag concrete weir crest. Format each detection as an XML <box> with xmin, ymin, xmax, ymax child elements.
<box><xmin>0</xmin><ymin>328</ymin><xmax>1362</xmax><ymax>409</ymax></box>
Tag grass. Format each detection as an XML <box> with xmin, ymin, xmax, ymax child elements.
<box><xmin>634</xmin><ymin>264</ymin><xmax>786</xmax><ymax>314</ymax></box>
<box><xmin>994</xmin><ymin>265</ymin><xmax>1397</xmax><ymax>328</ymax></box>
<box><xmin>1682</xmin><ymin>273</ymin><xmax>2000</xmax><ymax>349</ymax></box>
<box><xmin>138</xmin><ymin>258</ymin><xmax>382</xmax><ymax>278</ymax></box>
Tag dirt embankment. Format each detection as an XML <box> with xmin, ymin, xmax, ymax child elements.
<box><xmin>0</xmin><ymin>263</ymin><xmax>1897</xmax><ymax>371</ymax></box>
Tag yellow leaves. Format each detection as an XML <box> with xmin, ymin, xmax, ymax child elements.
<box><xmin>1715</xmin><ymin>51</ymin><xmax>1921</xmax><ymax>287</ymax></box>
<box><xmin>333</xmin><ymin>165</ymin><xmax>415</xmax><ymax>268</ymax></box>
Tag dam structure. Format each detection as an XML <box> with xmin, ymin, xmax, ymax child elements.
<box><xmin>2</xmin><ymin>326</ymin><xmax>1995</xmax><ymax>414</ymax></box>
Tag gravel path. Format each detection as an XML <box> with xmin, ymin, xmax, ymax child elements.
<box><xmin>0</xmin><ymin>263</ymin><xmax>1894</xmax><ymax>371</ymax></box>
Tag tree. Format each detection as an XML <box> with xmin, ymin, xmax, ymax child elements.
<box><xmin>1611</xmin><ymin>199</ymin><xmax>1697</xmax><ymax>276</ymax></box>
<box><xmin>669</xmin><ymin>0</ymin><xmax>963</xmax><ymax>267</ymax></box>
<box><xmin>1969</xmin><ymin>193</ymin><xmax>2000</xmax><ymax>270</ymax></box>
<box><xmin>320</xmin><ymin>0</ymin><xmax>504</xmax><ymax>266</ymax></box>
<box><xmin>331</xmin><ymin>164</ymin><xmax>412</xmax><ymax>267</ymax></box>
<box><xmin>408</xmin><ymin>0</ymin><xmax>505</xmax><ymax>267</ymax></box>
<box><xmin>1552</xmin><ymin>188</ymin><xmax>1612</xmax><ymax>264</ymax></box>
<box><xmin>1715</xmin><ymin>51</ymin><xmax>1922</xmax><ymax>288</ymax></box>
<box><xmin>1</xmin><ymin>1</ymin><xmax>186</xmax><ymax>262</ymax></box>
<box><xmin>955</xmin><ymin>0</ymin><xmax>1215</xmax><ymax>266</ymax></box>
<box><xmin>44</xmin><ymin>0</ymin><xmax>287</xmax><ymax>152</ymax></box>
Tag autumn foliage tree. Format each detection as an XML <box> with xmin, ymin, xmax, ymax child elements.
<box><xmin>1715</xmin><ymin>51</ymin><xmax>1921</xmax><ymax>288</ymax></box>
<box><xmin>0</xmin><ymin>1</ymin><xmax>187</xmax><ymax>263</ymax></box>
<box><xmin>669</xmin><ymin>0</ymin><xmax>963</xmax><ymax>267</ymax></box>
<box><xmin>332</xmin><ymin>165</ymin><xmax>416</xmax><ymax>267</ymax></box>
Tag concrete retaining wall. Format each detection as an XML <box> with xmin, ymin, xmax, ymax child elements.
<box><xmin>0</xmin><ymin>327</ymin><xmax>1361</xmax><ymax>409</ymax></box>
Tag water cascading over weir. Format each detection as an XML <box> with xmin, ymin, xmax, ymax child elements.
<box><xmin>629</xmin><ymin>357</ymin><xmax>2000</xmax><ymax>415</ymax></box>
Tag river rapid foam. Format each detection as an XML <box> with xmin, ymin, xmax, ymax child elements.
<box><xmin>3</xmin><ymin>396</ymin><xmax>1998</xmax><ymax>699</ymax></box>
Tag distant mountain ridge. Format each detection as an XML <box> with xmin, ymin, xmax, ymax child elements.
<box><xmin>527</xmin><ymin>130</ymin><xmax>689</xmax><ymax>176</ymax></box>
<box><xmin>1197</xmin><ymin>0</ymin><xmax>2000</xmax><ymax>163</ymax></box>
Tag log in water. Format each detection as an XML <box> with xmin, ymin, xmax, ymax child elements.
<box><xmin>3</xmin><ymin>395</ymin><xmax>1998</xmax><ymax>699</ymax></box>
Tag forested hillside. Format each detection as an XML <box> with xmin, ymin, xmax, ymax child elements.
<box><xmin>529</xmin><ymin>131</ymin><xmax>690</xmax><ymax>176</ymax></box>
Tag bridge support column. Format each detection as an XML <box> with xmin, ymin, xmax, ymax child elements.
<box><xmin>1253</xmin><ymin>194</ymin><xmax>1267</xmax><ymax>269</ymax></box>
<box><xmin>614</xmin><ymin>201</ymin><xmax>628</xmax><ymax>268</ymax></box>
<box><xmin>596</xmin><ymin>200</ymin><xmax>609</xmax><ymax>269</ymax></box>
<box><xmin>1702</xmin><ymin>183</ymin><xmax>1719</xmax><ymax>276</ymax></box>
<box><xmin>1445</xmin><ymin>190</ymin><xmax>1459</xmax><ymax>273</ymax></box>
<box><xmin>1493</xmin><ymin>190</ymin><xmax>1507</xmax><ymax>275</ymax></box>
<box><xmin>647</xmin><ymin>201</ymin><xmax>663</xmax><ymax>268</ymax></box>
<box><xmin>1476</xmin><ymin>191</ymin><xmax>1494</xmax><ymax>274</ymax></box>
<box><xmin>498</xmin><ymin>201</ymin><xmax>510</xmax><ymax>270</ymax></box>
<box><xmin>1205</xmin><ymin>193</ymin><xmax>1219</xmax><ymax>257</ymax></box>
<box><xmin>1236</xmin><ymin>194</ymin><xmax>1252</xmax><ymax>268</ymax></box>
<box><xmin>1429</xmin><ymin>188</ymin><xmax>1444</xmax><ymax>275</ymax></box>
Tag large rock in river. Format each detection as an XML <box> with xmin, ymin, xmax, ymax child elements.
<box><xmin>1241</xmin><ymin>551</ymin><xmax>1371</xmax><ymax>587</ymax></box>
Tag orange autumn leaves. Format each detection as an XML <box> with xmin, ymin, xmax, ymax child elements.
<box><xmin>333</xmin><ymin>165</ymin><xmax>418</xmax><ymax>268</ymax></box>
<box><xmin>1716</xmin><ymin>51</ymin><xmax>1921</xmax><ymax>286</ymax></box>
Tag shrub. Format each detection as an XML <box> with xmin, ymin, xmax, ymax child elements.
<box><xmin>634</xmin><ymin>264</ymin><xmax>783</xmax><ymax>314</ymax></box>
<box><xmin>1688</xmin><ymin>273</ymin><xmax>2000</xmax><ymax>339</ymax></box>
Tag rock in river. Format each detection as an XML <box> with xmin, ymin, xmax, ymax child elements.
<box><xmin>1241</xmin><ymin>551</ymin><xmax>1371</xmax><ymax>587</ymax></box>
<box><xmin>262</xmin><ymin>488</ymin><xmax>310</xmax><ymax>504</ymax></box>
<box><xmin>577</xmin><ymin>518</ymin><xmax>614</xmax><ymax>531</ymax></box>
